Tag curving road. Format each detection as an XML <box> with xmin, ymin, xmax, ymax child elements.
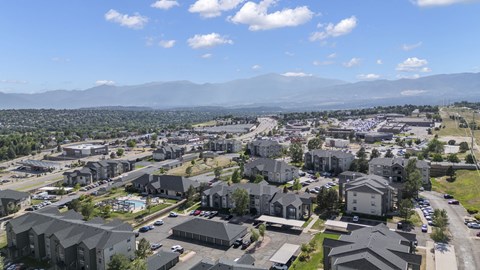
<box><xmin>237</xmin><ymin>117</ymin><xmax>277</xmax><ymax>141</ymax></box>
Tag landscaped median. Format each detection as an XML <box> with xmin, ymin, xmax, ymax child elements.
<box><xmin>289</xmin><ymin>232</ymin><xmax>340</xmax><ymax>270</ymax></box>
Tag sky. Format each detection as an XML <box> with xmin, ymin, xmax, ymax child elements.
<box><xmin>1</xmin><ymin>0</ymin><xmax>480</xmax><ymax>93</ymax></box>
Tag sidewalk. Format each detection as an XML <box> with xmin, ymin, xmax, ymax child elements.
<box><xmin>303</xmin><ymin>215</ymin><xmax>319</xmax><ymax>233</ymax></box>
<box><xmin>426</xmin><ymin>241</ymin><xmax>435</xmax><ymax>270</ymax></box>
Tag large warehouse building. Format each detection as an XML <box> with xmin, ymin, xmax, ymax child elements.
<box><xmin>62</xmin><ymin>144</ymin><xmax>109</xmax><ymax>157</ymax></box>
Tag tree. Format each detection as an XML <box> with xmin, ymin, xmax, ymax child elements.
<box><xmin>459</xmin><ymin>142</ymin><xmax>469</xmax><ymax>153</ymax></box>
<box><xmin>432</xmin><ymin>153</ymin><xmax>444</xmax><ymax>162</ymax></box>
<box><xmin>107</xmin><ymin>254</ymin><xmax>131</xmax><ymax>270</ymax></box>
<box><xmin>136</xmin><ymin>238</ymin><xmax>152</xmax><ymax>259</ymax></box>
<box><xmin>430</xmin><ymin>227</ymin><xmax>449</xmax><ymax>243</ymax></box>
<box><xmin>402</xmin><ymin>159</ymin><xmax>422</xmax><ymax>199</ymax></box>
<box><xmin>317</xmin><ymin>188</ymin><xmax>338</xmax><ymax>213</ymax></box>
<box><xmin>356</xmin><ymin>147</ymin><xmax>366</xmax><ymax>159</ymax></box>
<box><xmin>433</xmin><ymin>209</ymin><xmax>449</xmax><ymax>230</ymax></box>
<box><xmin>131</xmin><ymin>259</ymin><xmax>147</xmax><ymax>270</ymax></box>
<box><xmin>370</xmin><ymin>148</ymin><xmax>380</xmax><ymax>160</ymax></box>
<box><xmin>145</xmin><ymin>196</ymin><xmax>152</xmax><ymax>213</ymax></box>
<box><xmin>427</xmin><ymin>139</ymin><xmax>444</xmax><ymax>154</ymax></box>
<box><xmin>126</xmin><ymin>139</ymin><xmax>136</xmax><ymax>148</ymax></box>
<box><xmin>250</xmin><ymin>228</ymin><xmax>259</xmax><ymax>243</ymax></box>
<box><xmin>398</xmin><ymin>199</ymin><xmax>414</xmax><ymax>222</ymax></box>
<box><xmin>116</xmin><ymin>148</ymin><xmax>125</xmax><ymax>157</ymax></box>
<box><xmin>254</xmin><ymin>174</ymin><xmax>264</xmax><ymax>183</ymax></box>
<box><xmin>185</xmin><ymin>166</ymin><xmax>193</xmax><ymax>177</ymax></box>
<box><xmin>73</xmin><ymin>183</ymin><xmax>81</xmax><ymax>191</ymax></box>
<box><xmin>307</xmin><ymin>138</ymin><xmax>323</xmax><ymax>151</ymax></box>
<box><xmin>446</xmin><ymin>166</ymin><xmax>456</xmax><ymax>181</ymax></box>
<box><xmin>185</xmin><ymin>185</ymin><xmax>196</xmax><ymax>207</ymax></box>
<box><xmin>214</xmin><ymin>166</ymin><xmax>223</xmax><ymax>179</ymax></box>
<box><xmin>384</xmin><ymin>149</ymin><xmax>394</xmax><ymax>158</ymax></box>
<box><xmin>289</xmin><ymin>142</ymin><xmax>304</xmax><ymax>163</ymax></box>
<box><xmin>465</xmin><ymin>154</ymin><xmax>475</xmax><ymax>164</ymax></box>
<box><xmin>81</xmin><ymin>201</ymin><xmax>95</xmax><ymax>220</ymax></box>
<box><xmin>100</xmin><ymin>205</ymin><xmax>112</xmax><ymax>219</ymax></box>
<box><xmin>231</xmin><ymin>188</ymin><xmax>249</xmax><ymax>216</ymax></box>
<box><xmin>110</xmin><ymin>152</ymin><xmax>116</xmax><ymax>159</ymax></box>
<box><xmin>231</xmin><ymin>169</ymin><xmax>241</xmax><ymax>183</ymax></box>
<box><xmin>159</xmin><ymin>168</ymin><xmax>166</xmax><ymax>174</ymax></box>
<box><xmin>68</xmin><ymin>198</ymin><xmax>82</xmax><ymax>212</ymax></box>
<box><xmin>446</xmin><ymin>154</ymin><xmax>460</xmax><ymax>163</ymax></box>
<box><xmin>292</xmin><ymin>178</ymin><xmax>302</xmax><ymax>192</ymax></box>
<box><xmin>447</xmin><ymin>139</ymin><xmax>456</xmax><ymax>145</ymax></box>
<box><xmin>258</xmin><ymin>223</ymin><xmax>266</xmax><ymax>239</ymax></box>
<box><xmin>191</xmin><ymin>160</ymin><xmax>196</xmax><ymax>165</ymax></box>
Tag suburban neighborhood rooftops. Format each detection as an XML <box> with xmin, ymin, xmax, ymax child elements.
<box><xmin>147</xmin><ymin>250</ymin><xmax>180</xmax><ymax>270</ymax></box>
<box><xmin>269</xmin><ymin>243</ymin><xmax>300</xmax><ymax>264</ymax></box>
<box><xmin>17</xmin><ymin>159</ymin><xmax>60</xmax><ymax>169</ymax></box>
<box><xmin>306</xmin><ymin>149</ymin><xmax>354</xmax><ymax>159</ymax></box>
<box><xmin>244</xmin><ymin>158</ymin><xmax>297</xmax><ymax>174</ymax></box>
<box><xmin>369</xmin><ymin>157</ymin><xmax>429</xmax><ymax>168</ymax></box>
<box><xmin>0</xmin><ymin>189</ymin><xmax>30</xmax><ymax>201</ymax></box>
<box><xmin>133</xmin><ymin>174</ymin><xmax>199</xmax><ymax>193</ymax></box>
<box><xmin>172</xmin><ymin>218</ymin><xmax>247</xmax><ymax>242</ymax></box>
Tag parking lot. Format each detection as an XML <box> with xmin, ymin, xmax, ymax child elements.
<box><xmin>137</xmin><ymin>213</ymin><xmax>312</xmax><ymax>269</ymax></box>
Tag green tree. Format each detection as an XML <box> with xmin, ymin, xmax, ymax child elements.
<box><xmin>81</xmin><ymin>201</ymin><xmax>95</xmax><ymax>220</ymax></box>
<box><xmin>446</xmin><ymin>166</ymin><xmax>456</xmax><ymax>181</ymax></box>
<box><xmin>231</xmin><ymin>169</ymin><xmax>241</xmax><ymax>183</ymax></box>
<box><xmin>145</xmin><ymin>196</ymin><xmax>152</xmax><ymax>213</ymax></box>
<box><xmin>185</xmin><ymin>166</ymin><xmax>193</xmax><ymax>177</ymax></box>
<box><xmin>250</xmin><ymin>228</ymin><xmax>259</xmax><ymax>243</ymax></box>
<box><xmin>430</xmin><ymin>227</ymin><xmax>449</xmax><ymax>243</ymax></box>
<box><xmin>136</xmin><ymin>238</ymin><xmax>152</xmax><ymax>259</ymax></box>
<box><xmin>231</xmin><ymin>188</ymin><xmax>249</xmax><ymax>216</ymax></box>
<box><xmin>68</xmin><ymin>198</ymin><xmax>82</xmax><ymax>212</ymax></box>
<box><xmin>398</xmin><ymin>199</ymin><xmax>414</xmax><ymax>222</ymax></box>
<box><xmin>446</xmin><ymin>154</ymin><xmax>460</xmax><ymax>163</ymax></box>
<box><xmin>258</xmin><ymin>223</ymin><xmax>266</xmax><ymax>239</ymax></box>
<box><xmin>159</xmin><ymin>168</ymin><xmax>166</xmax><ymax>174</ymax></box>
<box><xmin>107</xmin><ymin>254</ymin><xmax>131</xmax><ymax>270</ymax></box>
<box><xmin>403</xmin><ymin>159</ymin><xmax>422</xmax><ymax>199</ymax></box>
<box><xmin>459</xmin><ymin>142</ymin><xmax>469</xmax><ymax>153</ymax></box>
<box><xmin>292</xmin><ymin>178</ymin><xmax>302</xmax><ymax>192</ymax></box>
<box><xmin>131</xmin><ymin>259</ymin><xmax>147</xmax><ymax>270</ymax></box>
<box><xmin>191</xmin><ymin>159</ymin><xmax>196</xmax><ymax>165</ymax></box>
<box><xmin>126</xmin><ymin>139</ymin><xmax>136</xmax><ymax>148</ymax></box>
<box><xmin>356</xmin><ymin>147</ymin><xmax>366</xmax><ymax>159</ymax></box>
<box><xmin>185</xmin><ymin>185</ymin><xmax>196</xmax><ymax>207</ymax></box>
<box><xmin>254</xmin><ymin>174</ymin><xmax>264</xmax><ymax>183</ymax></box>
<box><xmin>384</xmin><ymin>149</ymin><xmax>394</xmax><ymax>158</ymax></box>
<box><xmin>432</xmin><ymin>153</ymin><xmax>444</xmax><ymax>162</ymax></box>
<box><xmin>289</xmin><ymin>142</ymin><xmax>304</xmax><ymax>163</ymax></box>
<box><xmin>447</xmin><ymin>139</ymin><xmax>456</xmax><ymax>145</ymax></box>
<box><xmin>307</xmin><ymin>138</ymin><xmax>323</xmax><ymax>151</ymax></box>
<box><xmin>100</xmin><ymin>205</ymin><xmax>112</xmax><ymax>219</ymax></box>
<box><xmin>116</xmin><ymin>148</ymin><xmax>125</xmax><ymax>157</ymax></box>
<box><xmin>433</xmin><ymin>209</ymin><xmax>449</xmax><ymax>230</ymax></box>
<box><xmin>214</xmin><ymin>166</ymin><xmax>223</xmax><ymax>179</ymax></box>
<box><xmin>427</xmin><ymin>139</ymin><xmax>444</xmax><ymax>154</ymax></box>
<box><xmin>73</xmin><ymin>183</ymin><xmax>81</xmax><ymax>191</ymax></box>
<box><xmin>370</xmin><ymin>148</ymin><xmax>380</xmax><ymax>160</ymax></box>
<box><xmin>465</xmin><ymin>154</ymin><xmax>475</xmax><ymax>164</ymax></box>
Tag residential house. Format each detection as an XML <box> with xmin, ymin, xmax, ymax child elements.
<box><xmin>369</xmin><ymin>157</ymin><xmax>430</xmax><ymax>185</ymax></box>
<box><xmin>208</xmin><ymin>139</ymin><xmax>242</xmax><ymax>153</ymax></box>
<box><xmin>323</xmin><ymin>224</ymin><xmax>421</xmax><ymax>270</ymax></box>
<box><xmin>202</xmin><ymin>181</ymin><xmax>312</xmax><ymax>220</ymax></box>
<box><xmin>63</xmin><ymin>160</ymin><xmax>134</xmax><ymax>186</ymax></box>
<box><xmin>6</xmin><ymin>208</ymin><xmax>135</xmax><ymax>270</ymax></box>
<box><xmin>247</xmin><ymin>139</ymin><xmax>283</xmax><ymax>158</ymax></box>
<box><xmin>344</xmin><ymin>175</ymin><xmax>395</xmax><ymax>216</ymax></box>
<box><xmin>337</xmin><ymin>171</ymin><xmax>366</xmax><ymax>200</ymax></box>
<box><xmin>0</xmin><ymin>189</ymin><xmax>30</xmax><ymax>217</ymax></box>
<box><xmin>244</xmin><ymin>158</ymin><xmax>298</xmax><ymax>184</ymax></box>
<box><xmin>152</xmin><ymin>145</ymin><xmax>184</xmax><ymax>161</ymax></box>
<box><xmin>132</xmin><ymin>174</ymin><xmax>199</xmax><ymax>199</ymax></box>
<box><xmin>304</xmin><ymin>150</ymin><xmax>355</xmax><ymax>174</ymax></box>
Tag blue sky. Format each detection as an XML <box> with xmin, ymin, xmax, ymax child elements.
<box><xmin>1</xmin><ymin>0</ymin><xmax>479</xmax><ymax>93</ymax></box>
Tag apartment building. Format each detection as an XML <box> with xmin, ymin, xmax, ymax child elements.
<box><xmin>247</xmin><ymin>139</ymin><xmax>283</xmax><ymax>158</ymax></box>
<box><xmin>304</xmin><ymin>150</ymin><xmax>355</xmax><ymax>174</ymax></box>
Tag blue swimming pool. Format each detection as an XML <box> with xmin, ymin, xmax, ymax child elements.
<box><xmin>122</xmin><ymin>200</ymin><xmax>145</xmax><ymax>209</ymax></box>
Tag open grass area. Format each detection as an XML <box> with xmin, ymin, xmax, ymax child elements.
<box><xmin>290</xmin><ymin>232</ymin><xmax>340</xmax><ymax>270</ymax></box>
<box><xmin>92</xmin><ymin>188</ymin><xmax>128</xmax><ymax>204</ymax></box>
<box><xmin>167</xmin><ymin>156</ymin><xmax>236</xmax><ymax>177</ymax></box>
<box><xmin>435</xmin><ymin>108</ymin><xmax>480</xmax><ymax>155</ymax></box>
<box><xmin>302</xmin><ymin>217</ymin><xmax>313</xmax><ymax>228</ymax></box>
<box><xmin>0</xmin><ymin>230</ymin><xmax>7</xmax><ymax>249</ymax></box>
<box><xmin>192</xmin><ymin>120</ymin><xmax>217</xmax><ymax>128</ymax></box>
<box><xmin>311</xmin><ymin>218</ymin><xmax>325</xmax><ymax>231</ymax></box>
<box><xmin>431</xmin><ymin>170</ymin><xmax>480</xmax><ymax>211</ymax></box>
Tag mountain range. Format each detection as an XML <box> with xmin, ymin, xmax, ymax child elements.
<box><xmin>1</xmin><ymin>73</ymin><xmax>479</xmax><ymax>110</ymax></box>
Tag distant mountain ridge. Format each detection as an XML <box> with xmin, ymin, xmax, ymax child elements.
<box><xmin>1</xmin><ymin>72</ymin><xmax>479</xmax><ymax>109</ymax></box>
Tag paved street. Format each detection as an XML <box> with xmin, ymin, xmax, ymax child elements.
<box><xmin>421</xmin><ymin>191</ymin><xmax>480</xmax><ymax>270</ymax></box>
<box><xmin>237</xmin><ymin>117</ymin><xmax>277</xmax><ymax>141</ymax></box>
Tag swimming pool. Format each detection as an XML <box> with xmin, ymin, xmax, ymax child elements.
<box><xmin>122</xmin><ymin>200</ymin><xmax>146</xmax><ymax>209</ymax></box>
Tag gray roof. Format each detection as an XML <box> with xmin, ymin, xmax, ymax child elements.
<box><xmin>345</xmin><ymin>175</ymin><xmax>394</xmax><ymax>195</ymax></box>
<box><xmin>270</xmin><ymin>192</ymin><xmax>310</xmax><ymax>208</ymax></box>
<box><xmin>325</xmin><ymin>224</ymin><xmax>421</xmax><ymax>270</ymax></box>
<box><xmin>249</xmin><ymin>139</ymin><xmax>280</xmax><ymax>147</ymax></box>
<box><xmin>204</xmin><ymin>180</ymin><xmax>278</xmax><ymax>197</ymax></box>
<box><xmin>133</xmin><ymin>174</ymin><xmax>200</xmax><ymax>193</ymax></box>
<box><xmin>147</xmin><ymin>250</ymin><xmax>179</xmax><ymax>270</ymax></box>
<box><xmin>369</xmin><ymin>158</ymin><xmax>429</xmax><ymax>169</ymax></box>
<box><xmin>244</xmin><ymin>158</ymin><xmax>297</xmax><ymax>174</ymax></box>
<box><xmin>0</xmin><ymin>189</ymin><xmax>30</xmax><ymax>201</ymax></box>
<box><xmin>172</xmin><ymin>218</ymin><xmax>247</xmax><ymax>242</ymax></box>
<box><xmin>306</xmin><ymin>149</ymin><xmax>354</xmax><ymax>159</ymax></box>
<box><xmin>153</xmin><ymin>145</ymin><xmax>183</xmax><ymax>154</ymax></box>
<box><xmin>7</xmin><ymin>208</ymin><xmax>134</xmax><ymax>250</ymax></box>
<box><xmin>190</xmin><ymin>255</ymin><xmax>266</xmax><ymax>270</ymax></box>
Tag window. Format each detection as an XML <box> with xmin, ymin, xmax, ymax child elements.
<box><xmin>371</xmin><ymin>201</ymin><xmax>376</xmax><ymax>206</ymax></box>
<box><xmin>353</xmin><ymin>207</ymin><xmax>357</xmax><ymax>211</ymax></box>
<box><xmin>353</xmin><ymin>192</ymin><xmax>357</xmax><ymax>197</ymax></box>
<box><xmin>128</xmin><ymin>246</ymin><xmax>131</xmax><ymax>252</ymax></box>
<box><xmin>371</xmin><ymin>194</ymin><xmax>375</xmax><ymax>199</ymax></box>
<box><xmin>353</xmin><ymin>199</ymin><xmax>357</xmax><ymax>204</ymax></box>
<box><xmin>109</xmin><ymin>247</ymin><xmax>113</xmax><ymax>252</ymax></box>
<box><xmin>371</xmin><ymin>209</ymin><xmax>376</xmax><ymax>214</ymax></box>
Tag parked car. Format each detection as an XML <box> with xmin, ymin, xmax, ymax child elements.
<box><xmin>241</xmin><ymin>239</ymin><xmax>251</xmax><ymax>249</ymax></box>
<box><xmin>169</xmin><ymin>212</ymin><xmax>178</xmax><ymax>217</ymax></box>
<box><xmin>135</xmin><ymin>231</ymin><xmax>140</xmax><ymax>237</ymax></box>
<box><xmin>397</xmin><ymin>222</ymin><xmax>403</xmax><ymax>229</ymax></box>
<box><xmin>352</xmin><ymin>216</ymin><xmax>359</xmax><ymax>223</ymax></box>
<box><xmin>139</xmin><ymin>226</ymin><xmax>150</xmax><ymax>233</ymax></box>
<box><xmin>194</xmin><ymin>210</ymin><xmax>201</xmax><ymax>216</ymax></box>
<box><xmin>421</xmin><ymin>224</ymin><xmax>428</xmax><ymax>233</ymax></box>
<box><xmin>204</xmin><ymin>211</ymin><xmax>211</xmax><ymax>217</ymax></box>
<box><xmin>171</xmin><ymin>245</ymin><xmax>184</xmax><ymax>253</ymax></box>
<box><xmin>225</xmin><ymin>214</ymin><xmax>234</xmax><ymax>220</ymax></box>
<box><xmin>233</xmin><ymin>238</ymin><xmax>243</xmax><ymax>248</ymax></box>
<box><xmin>310</xmin><ymin>189</ymin><xmax>319</xmax><ymax>194</ymax></box>
<box><xmin>467</xmin><ymin>222</ymin><xmax>480</xmax><ymax>229</ymax></box>
<box><xmin>427</xmin><ymin>220</ymin><xmax>434</xmax><ymax>226</ymax></box>
<box><xmin>189</xmin><ymin>210</ymin><xmax>195</xmax><ymax>215</ymax></box>
<box><xmin>271</xmin><ymin>263</ymin><xmax>289</xmax><ymax>270</ymax></box>
<box><xmin>154</xmin><ymin>220</ymin><xmax>164</xmax><ymax>226</ymax></box>
<box><xmin>448</xmin><ymin>200</ymin><xmax>460</xmax><ymax>205</ymax></box>
<box><xmin>148</xmin><ymin>225</ymin><xmax>155</xmax><ymax>230</ymax></box>
<box><xmin>444</xmin><ymin>194</ymin><xmax>454</xmax><ymax>199</ymax></box>
<box><xmin>209</xmin><ymin>211</ymin><xmax>218</xmax><ymax>218</ymax></box>
<box><xmin>151</xmin><ymin>243</ymin><xmax>162</xmax><ymax>250</ymax></box>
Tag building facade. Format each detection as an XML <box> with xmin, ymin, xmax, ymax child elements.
<box><xmin>63</xmin><ymin>160</ymin><xmax>134</xmax><ymax>186</ymax></box>
<box><xmin>152</xmin><ymin>145</ymin><xmax>184</xmax><ymax>161</ymax></box>
<box><xmin>247</xmin><ymin>139</ymin><xmax>283</xmax><ymax>158</ymax></box>
<box><xmin>344</xmin><ymin>175</ymin><xmax>395</xmax><ymax>216</ymax></box>
<box><xmin>369</xmin><ymin>157</ymin><xmax>430</xmax><ymax>185</ymax></box>
<box><xmin>304</xmin><ymin>150</ymin><xmax>355</xmax><ymax>174</ymax></box>
<box><xmin>0</xmin><ymin>190</ymin><xmax>31</xmax><ymax>217</ymax></box>
<box><xmin>208</xmin><ymin>139</ymin><xmax>242</xmax><ymax>153</ymax></box>
<box><xmin>244</xmin><ymin>158</ymin><xmax>298</xmax><ymax>184</ymax></box>
<box><xmin>132</xmin><ymin>174</ymin><xmax>199</xmax><ymax>198</ymax></box>
<box><xmin>62</xmin><ymin>144</ymin><xmax>109</xmax><ymax>158</ymax></box>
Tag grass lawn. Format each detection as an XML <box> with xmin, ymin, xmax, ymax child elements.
<box><xmin>0</xmin><ymin>230</ymin><xmax>6</xmax><ymax>249</ymax></box>
<box><xmin>311</xmin><ymin>218</ymin><xmax>326</xmax><ymax>231</ymax></box>
<box><xmin>31</xmin><ymin>199</ymin><xmax>43</xmax><ymax>205</ymax></box>
<box><xmin>192</xmin><ymin>120</ymin><xmax>217</xmax><ymax>128</ymax></box>
<box><xmin>431</xmin><ymin>170</ymin><xmax>480</xmax><ymax>211</ymax></box>
<box><xmin>167</xmin><ymin>156</ymin><xmax>236</xmax><ymax>177</ymax></box>
<box><xmin>92</xmin><ymin>188</ymin><xmax>128</xmax><ymax>204</ymax></box>
<box><xmin>110</xmin><ymin>203</ymin><xmax>171</xmax><ymax>223</ymax></box>
<box><xmin>290</xmin><ymin>233</ymin><xmax>340</xmax><ymax>270</ymax></box>
<box><xmin>135</xmin><ymin>165</ymin><xmax>146</xmax><ymax>169</ymax></box>
<box><xmin>302</xmin><ymin>217</ymin><xmax>313</xmax><ymax>228</ymax></box>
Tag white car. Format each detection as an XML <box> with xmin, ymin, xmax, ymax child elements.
<box><xmin>171</xmin><ymin>245</ymin><xmax>184</xmax><ymax>253</ymax></box>
<box><xmin>467</xmin><ymin>222</ymin><xmax>480</xmax><ymax>229</ymax></box>
<box><xmin>272</xmin><ymin>263</ymin><xmax>288</xmax><ymax>270</ymax></box>
<box><xmin>352</xmin><ymin>216</ymin><xmax>359</xmax><ymax>223</ymax></box>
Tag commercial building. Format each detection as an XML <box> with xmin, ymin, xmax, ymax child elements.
<box><xmin>208</xmin><ymin>139</ymin><xmax>242</xmax><ymax>153</ymax></box>
<box><xmin>62</xmin><ymin>144</ymin><xmax>108</xmax><ymax>158</ymax></box>
<box><xmin>325</xmin><ymin>138</ymin><xmax>349</xmax><ymax>148</ymax></box>
<box><xmin>153</xmin><ymin>145</ymin><xmax>184</xmax><ymax>161</ymax></box>
<box><xmin>304</xmin><ymin>150</ymin><xmax>355</xmax><ymax>174</ymax></box>
<box><xmin>247</xmin><ymin>139</ymin><xmax>283</xmax><ymax>158</ymax></box>
<box><xmin>244</xmin><ymin>158</ymin><xmax>298</xmax><ymax>184</ymax></box>
<box><xmin>6</xmin><ymin>208</ymin><xmax>136</xmax><ymax>270</ymax></box>
<box><xmin>171</xmin><ymin>218</ymin><xmax>248</xmax><ymax>247</ymax></box>
<box><xmin>378</xmin><ymin>123</ymin><xmax>407</xmax><ymax>134</ymax></box>
<box><xmin>356</xmin><ymin>132</ymin><xmax>393</xmax><ymax>143</ymax></box>
<box><xmin>394</xmin><ymin>117</ymin><xmax>434</xmax><ymax>127</ymax></box>
<box><xmin>325</xmin><ymin>128</ymin><xmax>354</xmax><ymax>139</ymax></box>
<box><xmin>132</xmin><ymin>174</ymin><xmax>199</xmax><ymax>199</ymax></box>
<box><xmin>0</xmin><ymin>189</ymin><xmax>30</xmax><ymax>217</ymax></box>
<box><xmin>323</xmin><ymin>224</ymin><xmax>421</xmax><ymax>270</ymax></box>
<box><xmin>344</xmin><ymin>175</ymin><xmax>395</xmax><ymax>216</ymax></box>
<box><xmin>369</xmin><ymin>157</ymin><xmax>430</xmax><ymax>185</ymax></box>
<box><xmin>202</xmin><ymin>181</ymin><xmax>312</xmax><ymax>220</ymax></box>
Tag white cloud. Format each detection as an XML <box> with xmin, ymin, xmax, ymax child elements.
<box><xmin>413</xmin><ymin>0</ymin><xmax>476</xmax><ymax>7</ymax></box>
<box><xmin>151</xmin><ymin>0</ymin><xmax>179</xmax><ymax>10</ymax></box>
<box><xmin>397</xmin><ymin>74</ymin><xmax>421</xmax><ymax>79</ymax></box>
<box><xmin>0</xmin><ymin>79</ymin><xmax>28</xmax><ymax>84</ymax></box>
<box><xmin>376</xmin><ymin>59</ymin><xmax>383</xmax><ymax>65</ymax></box>
<box><xmin>189</xmin><ymin>0</ymin><xmax>244</xmax><ymax>18</ymax></box>
<box><xmin>52</xmin><ymin>57</ymin><xmax>70</xmax><ymax>63</ymax></box>
<box><xmin>201</xmin><ymin>53</ymin><xmax>213</xmax><ymax>58</ymax></box>
<box><xmin>402</xmin><ymin>41</ymin><xmax>423</xmax><ymax>51</ymax></box>
<box><xmin>251</xmin><ymin>64</ymin><xmax>262</xmax><ymax>70</ymax></box>
<box><xmin>357</xmin><ymin>73</ymin><xmax>381</xmax><ymax>80</ymax></box>
<box><xmin>310</xmin><ymin>16</ymin><xmax>357</xmax><ymax>41</ymax></box>
<box><xmin>343</xmin><ymin>57</ymin><xmax>361</xmax><ymax>68</ymax></box>
<box><xmin>95</xmin><ymin>80</ymin><xmax>115</xmax><ymax>86</ymax></box>
<box><xmin>285</xmin><ymin>51</ymin><xmax>294</xmax><ymax>56</ymax></box>
<box><xmin>281</xmin><ymin>72</ymin><xmax>312</xmax><ymax>77</ymax></box>
<box><xmin>313</xmin><ymin>60</ymin><xmax>334</xmax><ymax>66</ymax></box>
<box><xmin>401</xmin><ymin>89</ymin><xmax>427</xmax><ymax>96</ymax></box>
<box><xmin>159</xmin><ymin>40</ymin><xmax>176</xmax><ymax>48</ymax></box>
<box><xmin>327</xmin><ymin>53</ymin><xmax>337</xmax><ymax>59</ymax></box>
<box><xmin>187</xmin><ymin>33</ymin><xmax>233</xmax><ymax>49</ymax></box>
<box><xmin>396</xmin><ymin>57</ymin><xmax>431</xmax><ymax>72</ymax></box>
<box><xmin>105</xmin><ymin>9</ymin><xmax>148</xmax><ymax>29</ymax></box>
<box><xmin>230</xmin><ymin>0</ymin><xmax>313</xmax><ymax>31</ymax></box>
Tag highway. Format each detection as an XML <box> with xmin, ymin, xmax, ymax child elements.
<box><xmin>237</xmin><ymin>117</ymin><xmax>277</xmax><ymax>141</ymax></box>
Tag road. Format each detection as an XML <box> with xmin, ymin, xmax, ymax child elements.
<box><xmin>237</xmin><ymin>117</ymin><xmax>277</xmax><ymax>141</ymax></box>
<box><xmin>421</xmin><ymin>191</ymin><xmax>480</xmax><ymax>270</ymax></box>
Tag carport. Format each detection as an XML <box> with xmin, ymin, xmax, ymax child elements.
<box><xmin>269</xmin><ymin>243</ymin><xmax>299</xmax><ymax>265</ymax></box>
<box><xmin>257</xmin><ymin>215</ymin><xmax>305</xmax><ymax>228</ymax></box>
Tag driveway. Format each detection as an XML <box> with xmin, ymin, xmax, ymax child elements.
<box><xmin>421</xmin><ymin>191</ymin><xmax>480</xmax><ymax>270</ymax></box>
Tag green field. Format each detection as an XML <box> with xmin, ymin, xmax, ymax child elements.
<box><xmin>290</xmin><ymin>233</ymin><xmax>340</xmax><ymax>270</ymax></box>
<box><xmin>311</xmin><ymin>218</ymin><xmax>325</xmax><ymax>231</ymax></box>
<box><xmin>431</xmin><ymin>170</ymin><xmax>480</xmax><ymax>212</ymax></box>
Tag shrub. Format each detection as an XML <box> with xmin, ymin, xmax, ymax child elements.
<box><xmin>467</xmin><ymin>208</ymin><xmax>479</xmax><ymax>215</ymax></box>
<box><xmin>475</xmin><ymin>214</ymin><xmax>480</xmax><ymax>221</ymax></box>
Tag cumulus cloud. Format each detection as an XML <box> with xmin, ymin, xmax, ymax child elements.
<box><xmin>159</xmin><ymin>40</ymin><xmax>176</xmax><ymax>48</ymax></box>
<box><xmin>187</xmin><ymin>33</ymin><xmax>233</xmax><ymax>49</ymax></box>
<box><xmin>401</xmin><ymin>89</ymin><xmax>427</xmax><ymax>96</ymax></box>
<box><xmin>413</xmin><ymin>0</ymin><xmax>476</xmax><ymax>7</ymax></box>
<box><xmin>327</xmin><ymin>53</ymin><xmax>337</xmax><ymax>59</ymax></box>
<box><xmin>376</xmin><ymin>59</ymin><xmax>383</xmax><ymax>65</ymax></box>
<box><xmin>281</xmin><ymin>72</ymin><xmax>312</xmax><ymax>77</ymax></box>
<box><xmin>313</xmin><ymin>60</ymin><xmax>334</xmax><ymax>66</ymax></box>
<box><xmin>96</xmin><ymin>80</ymin><xmax>115</xmax><ymax>86</ymax></box>
<box><xmin>201</xmin><ymin>53</ymin><xmax>213</xmax><ymax>58</ymax></box>
<box><xmin>251</xmin><ymin>64</ymin><xmax>261</xmax><ymax>70</ymax></box>
<box><xmin>229</xmin><ymin>0</ymin><xmax>313</xmax><ymax>31</ymax></box>
<box><xmin>402</xmin><ymin>41</ymin><xmax>423</xmax><ymax>51</ymax></box>
<box><xmin>151</xmin><ymin>0</ymin><xmax>179</xmax><ymax>10</ymax></box>
<box><xmin>189</xmin><ymin>0</ymin><xmax>244</xmax><ymax>18</ymax></box>
<box><xmin>105</xmin><ymin>9</ymin><xmax>148</xmax><ymax>29</ymax></box>
<box><xmin>343</xmin><ymin>57</ymin><xmax>361</xmax><ymax>68</ymax></box>
<box><xmin>357</xmin><ymin>73</ymin><xmax>381</xmax><ymax>80</ymax></box>
<box><xmin>310</xmin><ymin>16</ymin><xmax>357</xmax><ymax>41</ymax></box>
<box><xmin>396</xmin><ymin>57</ymin><xmax>431</xmax><ymax>72</ymax></box>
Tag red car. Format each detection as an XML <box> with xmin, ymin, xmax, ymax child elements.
<box><xmin>193</xmin><ymin>210</ymin><xmax>201</xmax><ymax>216</ymax></box>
